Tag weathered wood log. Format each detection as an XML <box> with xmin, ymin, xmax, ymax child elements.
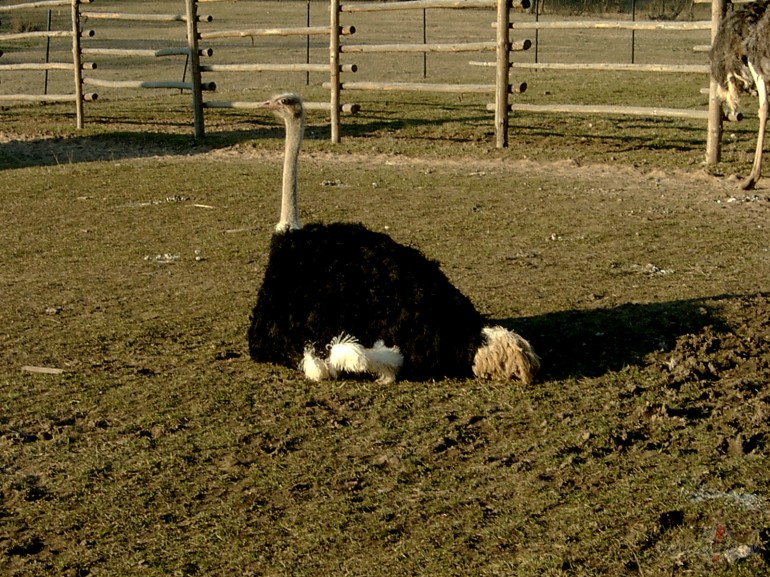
<box><xmin>21</xmin><ymin>365</ymin><xmax>64</xmax><ymax>375</ymax></box>
<box><xmin>341</xmin><ymin>0</ymin><xmax>527</xmax><ymax>12</ymax></box>
<box><xmin>506</xmin><ymin>62</ymin><xmax>709</xmax><ymax>74</ymax></box>
<box><xmin>83</xmin><ymin>78</ymin><xmax>216</xmax><ymax>91</ymax></box>
<box><xmin>202</xmin><ymin>63</ymin><xmax>327</xmax><ymax>73</ymax></box>
<box><xmin>0</xmin><ymin>0</ymin><xmax>91</xmax><ymax>12</ymax></box>
<box><xmin>200</xmin><ymin>26</ymin><xmax>344</xmax><ymax>40</ymax></box>
<box><xmin>83</xmin><ymin>12</ymin><xmax>187</xmax><ymax>22</ymax></box>
<box><xmin>201</xmin><ymin>62</ymin><xmax>356</xmax><ymax>73</ymax></box>
<box><xmin>343</xmin><ymin>0</ymin><xmax>491</xmax><ymax>11</ymax></box>
<box><xmin>507</xmin><ymin>20</ymin><xmax>711</xmax><ymax>31</ymax></box>
<box><xmin>0</xmin><ymin>30</ymin><xmax>72</xmax><ymax>41</ymax></box>
<box><xmin>324</xmin><ymin>81</ymin><xmax>496</xmax><ymax>93</ymax></box>
<box><xmin>496</xmin><ymin>102</ymin><xmax>709</xmax><ymax>120</ymax></box>
<box><xmin>341</xmin><ymin>41</ymin><xmax>495</xmax><ymax>54</ymax></box>
<box><xmin>82</xmin><ymin>47</ymin><xmax>207</xmax><ymax>58</ymax></box>
<box><xmin>204</xmin><ymin>101</ymin><xmax>361</xmax><ymax>114</ymax></box>
<box><xmin>0</xmin><ymin>94</ymin><xmax>77</xmax><ymax>102</ymax></box>
<box><xmin>0</xmin><ymin>62</ymin><xmax>76</xmax><ymax>71</ymax></box>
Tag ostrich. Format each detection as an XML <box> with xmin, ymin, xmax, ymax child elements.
<box><xmin>711</xmin><ymin>0</ymin><xmax>770</xmax><ymax>190</ymax></box>
<box><xmin>247</xmin><ymin>93</ymin><xmax>540</xmax><ymax>385</ymax></box>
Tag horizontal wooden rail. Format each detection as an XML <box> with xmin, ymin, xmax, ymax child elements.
<box><xmin>503</xmin><ymin>62</ymin><xmax>709</xmax><ymax>74</ymax></box>
<box><xmin>501</xmin><ymin>102</ymin><xmax>708</xmax><ymax>120</ymax></box>
<box><xmin>341</xmin><ymin>41</ymin><xmax>495</xmax><ymax>54</ymax></box>
<box><xmin>83</xmin><ymin>78</ymin><xmax>216</xmax><ymax>91</ymax></box>
<box><xmin>0</xmin><ymin>0</ymin><xmax>92</xmax><ymax>11</ymax></box>
<box><xmin>325</xmin><ymin>81</ymin><xmax>512</xmax><ymax>94</ymax></box>
<box><xmin>0</xmin><ymin>30</ymin><xmax>73</xmax><ymax>41</ymax></box>
<box><xmin>507</xmin><ymin>20</ymin><xmax>711</xmax><ymax>31</ymax></box>
<box><xmin>341</xmin><ymin>0</ymin><xmax>528</xmax><ymax>12</ymax></box>
<box><xmin>200</xmin><ymin>26</ymin><xmax>354</xmax><ymax>40</ymax></box>
<box><xmin>0</xmin><ymin>61</ymin><xmax>96</xmax><ymax>71</ymax></box>
<box><xmin>343</xmin><ymin>0</ymin><xmax>493</xmax><ymax>11</ymax></box>
<box><xmin>82</xmin><ymin>47</ymin><xmax>209</xmax><ymax>58</ymax></box>
<box><xmin>201</xmin><ymin>63</ymin><xmax>357</xmax><ymax>73</ymax></box>
<box><xmin>204</xmin><ymin>100</ymin><xmax>361</xmax><ymax>114</ymax></box>
<box><xmin>83</xmin><ymin>12</ymin><xmax>212</xmax><ymax>23</ymax></box>
<box><xmin>0</xmin><ymin>92</ymin><xmax>96</xmax><ymax>102</ymax></box>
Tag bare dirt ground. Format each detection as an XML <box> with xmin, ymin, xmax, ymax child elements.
<box><xmin>2</xmin><ymin>113</ymin><xmax>770</xmax><ymax>575</ymax></box>
<box><xmin>1</xmin><ymin>1</ymin><xmax>769</xmax><ymax>573</ymax></box>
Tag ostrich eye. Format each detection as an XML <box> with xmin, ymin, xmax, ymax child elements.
<box><xmin>280</xmin><ymin>98</ymin><xmax>289</xmax><ymax>105</ymax></box>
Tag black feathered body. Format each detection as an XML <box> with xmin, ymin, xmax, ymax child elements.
<box><xmin>248</xmin><ymin>222</ymin><xmax>486</xmax><ymax>380</ymax></box>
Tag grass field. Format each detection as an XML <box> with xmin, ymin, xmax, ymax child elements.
<box><xmin>3</xmin><ymin>2</ymin><xmax>770</xmax><ymax>577</ymax></box>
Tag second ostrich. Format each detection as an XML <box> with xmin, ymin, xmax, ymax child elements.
<box><xmin>711</xmin><ymin>0</ymin><xmax>770</xmax><ymax>190</ymax></box>
<box><xmin>247</xmin><ymin>93</ymin><xmax>540</xmax><ymax>384</ymax></box>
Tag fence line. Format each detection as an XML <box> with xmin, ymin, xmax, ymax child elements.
<box><xmin>195</xmin><ymin>0</ymin><xmax>362</xmax><ymax>144</ymax></box>
<box><xmin>485</xmin><ymin>10</ymin><xmax>715</xmax><ymax>143</ymax></box>
<box><xmin>330</xmin><ymin>0</ymin><xmax>529</xmax><ymax>147</ymax></box>
<box><xmin>0</xmin><ymin>0</ymin><xmax>736</xmax><ymax>162</ymax></box>
<box><xmin>80</xmin><ymin>0</ymin><xmax>210</xmax><ymax>137</ymax></box>
<box><xmin>0</xmin><ymin>0</ymin><xmax>96</xmax><ymax>126</ymax></box>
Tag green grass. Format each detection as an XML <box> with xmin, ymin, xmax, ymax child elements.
<box><xmin>2</xmin><ymin>3</ymin><xmax>770</xmax><ymax>577</ymax></box>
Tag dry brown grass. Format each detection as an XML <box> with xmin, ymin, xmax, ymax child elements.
<box><xmin>2</xmin><ymin>2</ymin><xmax>770</xmax><ymax>576</ymax></box>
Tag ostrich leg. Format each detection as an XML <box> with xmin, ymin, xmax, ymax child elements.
<box><xmin>742</xmin><ymin>65</ymin><xmax>769</xmax><ymax>190</ymax></box>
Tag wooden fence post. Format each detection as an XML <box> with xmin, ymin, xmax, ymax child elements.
<box><xmin>495</xmin><ymin>0</ymin><xmax>510</xmax><ymax>148</ymax></box>
<box><xmin>706</xmin><ymin>0</ymin><xmax>725</xmax><ymax>165</ymax></box>
<box><xmin>185</xmin><ymin>0</ymin><xmax>205</xmax><ymax>139</ymax></box>
<box><xmin>330</xmin><ymin>0</ymin><xmax>341</xmax><ymax>144</ymax></box>
<box><xmin>71</xmin><ymin>0</ymin><xmax>84</xmax><ymax>128</ymax></box>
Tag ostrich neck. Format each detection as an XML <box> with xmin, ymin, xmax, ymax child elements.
<box><xmin>277</xmin><ymin>116</ymin><xmax>303</xmax><ymax>232</ymax></box>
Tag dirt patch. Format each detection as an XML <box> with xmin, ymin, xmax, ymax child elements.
<box><xmin>2</xmin><ymin>124</ymin><xmax>770</xmax><ymax>576</ymax></box>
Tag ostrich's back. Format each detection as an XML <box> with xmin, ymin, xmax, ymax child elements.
<box><xmin>745</xmin><ymin>2</ymin><xmax>770</xmax><ymax>74</ymax></box>
<box><xmin>248</xmin><ymin>222</ymin><xmax>485</xmax><ymax>380</ymax></box>
<box><xmin>710</xmin><ymin>2</ymin><xmax>769</xmax><ymax>91</ymax></box>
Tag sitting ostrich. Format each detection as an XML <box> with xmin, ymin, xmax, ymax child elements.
<box><xmin>711</xmin><ymin>0</ymin><xmax>770</xmax><ymax>190</ymax></box>
<box><xmin>247</xmin><ymin>93</ymin><xmax>540</xmax><ymax>384</ymax></box>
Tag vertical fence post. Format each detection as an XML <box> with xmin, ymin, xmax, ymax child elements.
<box><xmin>534</xmin><ymin>0</ymin><xmax>539</xmax><ymax>64</ymax></box>
<box><xmin>630</xmin><ymin>0</ymin><xmax>636</xmax><ymax>64</ymax></box>
<box><xmin>706</xmin><ymin>0</ymin><xmax>725</xmax><ymax>165</ymax></box>
<box><xmin>495</xmin><ymin>0</ymin><xmax>510</xmax><ymax>149</ymax></box>
<box><xmin>422</xmin><ymin>8</ymin><xmax>427</xmax><ymax>79</ymax></box>
<box><xmin>330</xmin><ymin>0</ymin><xmax>341</xmax><ymax>144</ymax></box>
<box><xmin>185</xmin><ymin>0</ymin><xmax>205</xmax><ymax>139</ymax></box>
<box><xmin>306</xmin><ymin>0</ymin><xmax>311</xmax><ymax>86</ymax></box>
<box><xmin>71</xmin><ymin>0</ymin><xmax>84</xmax><ymax>128</ymax></box>
<box><xmin>45</xmin><ymin>9</ymin><xmax>52</xmax><ymax>95</ymax></box>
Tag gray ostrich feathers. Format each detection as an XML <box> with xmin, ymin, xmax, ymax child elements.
<box><xmin>711</xmin><ymin>0</ymin><xmax>770</xmax><ymax>190</ymax></box>
<box><xmin>247</xmin><ymin>93</ymin><xmax>539</xmax><ymax>384</ymax></box>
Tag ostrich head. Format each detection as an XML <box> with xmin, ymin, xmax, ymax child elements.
<box><xmin>260</xmin><ymin>93</ymin><xmax>305</xmax><ymax>233</ymax></box>
<box><xmin>259</xmin><ymin>93</ymin><xmax>305</xmax><ymax>124</ymax></box>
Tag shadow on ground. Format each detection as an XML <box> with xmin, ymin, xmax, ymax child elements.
<box><xmin>502</xmin><ymin>295</ymin><xmax>732</xmax><ymax>381</ymax></box>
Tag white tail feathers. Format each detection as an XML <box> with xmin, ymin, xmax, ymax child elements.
<box><xmin>328</xmin><ymin>333</ymin><xmax>369</xmax><ymax>374</ymax></box>
<box><xmin>299</xmin><ymin>333</ymin><xmax>403</xmax><ymax>384</ymax></box>
<box><xmin>299</xmin><ymin>345</ymin><xmax>332</xmax><ymax>382</ymax></box>
<box><xmin>472</xmin><ymin>326</ymin><xmax>540</xmax><ymax>385</ymax></box>
<box><xmin>364</xmin><ymin>340</ymin><xmax>404</xmax><ymax>384</ymax></box>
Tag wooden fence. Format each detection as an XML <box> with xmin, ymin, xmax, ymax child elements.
<box><xmin>0</xmin><ymin>0</ymin><xmax>741</xmax><ymax>161</ymax></box>
<box><xmin>491</xmin><ymin>1</ymin><xmax>723</xmax><ymax>161</ymax></box>
<box><xmin>196</xmin><ymin>0</ymin><xmax>360</xmax><ymax>144</ymax></box>
<box><xmin>0</xmin><ymin>0</ymin><xmax>96</xmax><ymax>128</ymax></box>
<box><xmin>80</xmin><ymin>1</ymin><xmax>213</xmax><ymax>137</ymax></box>
<box><xmin>328</xmin><ymin>0</ymin><xmax>531</xmax><ymax>146</ymax></box>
